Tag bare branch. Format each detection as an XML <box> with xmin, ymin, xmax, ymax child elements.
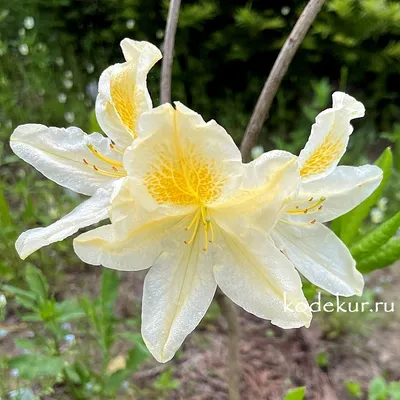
<box><xmin>240</xmin><ymin>0</ymin><xmax>326</xmax><ymax>162</ymax></box>
<box><xmin>216</xmin><ymin>288</ymin><xmax>241</xmax><ymax>400</ymax></box>
<box><xmin>160</xmin><ymin>0</ymin><xmax>182</xmax><ymax>104</ymax></box>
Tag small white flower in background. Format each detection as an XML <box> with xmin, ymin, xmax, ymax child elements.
<box><xmin>57</xmin><ymin>93</ymin><xmax>67</xmax><ymax>104</ymax></box>
<box><xmin>10</xmin><ymin>369</ymin><xmax>19</xmax><ymax>378</ymax></box>
<box><xmin>74</xmin><ymin>102</ymin><xmax>311</xmax><ymax>363</ymax></box>
<box><xmin>10</xmin><ymin>39</ymin><xmax>162</xmax><ymax>259</ymax></box>
<box><xmin>251</xmin><ymin>144</ymin><xmax>264</xmax><ymax>160</ymax></box>
<box><xmin>64</xmin><ymin>333</ymin><xmax>76</xmax><ymax>345</ymax></box>
<box><xmin>23</xmin><ymin>16</ymin><xmax>35</xmax><ymax>30</ymax></box>
<box><xmin>0</xmin><ymin>329</ymin><xmax>8</xmax><ymax>337</ymax></box>
<box><xmin>126</xmin><ymin>19</ymin><xmax>135</xmax><ymax>29</ymax></box>
<box><xmin>371</xmin><ymin>207</ymin><xmax>384</xmax><ymax>224</ymax></box>
<box><xmin>86</xmin><ymin>63</ymin><xmax>94</xmax><ymax>74</ymax></box>
<box><xmin>378</xmin><ymin>197</ymin><xmax>388</xmax><ymax>212</ymax></box>
<box><xmin>18</xmin><ymin>43</ymin><xmax>29</xmax><ymax>56</ymax></box>
<box><xmin>0</xmin><ymin>293</ymin><xmax>7</xmax><ymax>308</ymax></box>
<box><xmin>64</xmin><ymin>111</ymin><xmax>75</xmax><ymax>124</ymax></box>
<box><xmin>55</xmin><ymin>56</ymin><xmax>64</xmax><ymax>67</ymax></box>
<box><xmin>271</xmin><ymin>92</ymin><xmax>382</xmax><ymax>297</ymax></box>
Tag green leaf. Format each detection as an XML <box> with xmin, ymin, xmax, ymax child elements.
<box><xmin>101</xmin><ymin>269</ymin><xmax>119</xmax><ymax>316</ymax></box>
<box><xmin>125</xmin><ymin>344</ymin><xmax>150</xmax><ymax>371</ymax></box>
<box><xmin>344</xmin><ymin>380</ymin><xmax>363</xmax><ymax>399</ymax></box>
<box><xmin>0</xmin><ymin>188</ymin><xmax>12</xmax><ymax>227</ymax></box>
<box><xmin>283</xmin><ymin>386</ymin><xmax>307</xmax><ymax>400</ymax></box>
<box><xmin>351</xmin><ymin>211</ymin><xmax>400</xmax><ymax>261</ymax></box>
<box><xmin>55</xmin><ymin>299</ymin><xmax>84</xmax><ymax>322</ymax></box>
<box><xmin>369</xmin><ymin>376</ymin><xmax>387</xmax><ymax>400</ymax></box>
<box><xmin>1</xmin><ymin>284</ymin><xmax>37</xmax><ymax>310</ymax></box>
<box><xmin>154</xmin><ymin>368</ymin><xmax>180</xmax><ymax>390</ymax></box>
<box><xmin>25</xmin><ymin>264</ymin><xmax>49</xmax><ymax>301</ymax></box>
<box><xmin>357</xmin><ymin>237</ymin><xmax>400</xmax><ymax>273</ymax></box>
<box><xmin>388</xmin><ymin>381</ymin><xmax>400</xmax><ymax>400</ymax></box>
<box><xmin>338</xmin><ymin>148</ymin><xmax>393</xmax><ymax>245</ymax></box>
<box><xmin>14</xmin><ymin>338</ymin><xmax>37</xmax><ymax>351</ymax></box>
<box><xmin>8</xmin><ymin>354</ymin><xmax>64</xmax><ymax>379</ymax></box>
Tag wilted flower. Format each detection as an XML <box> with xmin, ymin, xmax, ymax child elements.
<box><xmin>271</xmin><ymin>93</ymin><xmax>382</xmax><ymax>296</ymax></box>
<box><xmin>10</xmin><ymin>39</ymin><xmax>162</xmax><ymax>259</ymax></box>
<box><xmin>74</xmin><ymin>102</ymin><xmax>311</xmax><ymax>362</ymax></box>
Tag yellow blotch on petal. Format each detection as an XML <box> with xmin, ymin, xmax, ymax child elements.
<box><xmin>110</xmin><ymin>63</ymin><xmax>137</xmax><ymax>137</ymax></box>
<box><xmin>144</xmin><ymin>143</ymin><xmax>225</xmax><ymax>205</ymax></box>
<box><xmin>300</xmin><ymin>132</ymin><xmax>345</xmax><ymax>178</ymax></box>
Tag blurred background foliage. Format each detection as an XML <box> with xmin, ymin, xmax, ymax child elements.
<box><xmin>1</xmin><ymin>0</ymin><xmax>400</xmax><ymax>156</ymax></box>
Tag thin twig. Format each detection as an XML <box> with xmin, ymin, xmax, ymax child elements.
<box><xmin>240</xmin><ymin>0</ymin><xmax>326</xmax><ymax>162</ymax></box>
<box><xmin>160</xmin><ymin>0</ymin><xmax>182</xmax><ymax>104</ymax></box>
<box><xmin>216</xmin><ymin>288</ymin><xmax>241</xmax><ymax>400</ymax></box>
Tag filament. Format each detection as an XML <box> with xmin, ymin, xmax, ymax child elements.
<box><xmin>87</xmin><ymin>144</ymin><xmax>123</xmax><ymax>167</ymax></box>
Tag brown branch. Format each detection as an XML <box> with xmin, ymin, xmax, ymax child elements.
<box><xmin>240</xmin><ymin>0</ymin><xmax>326</xmax><ymax>162</ymax></box>
<box><xmin>160</xmin><ymin>0</ymin><xmax>182</xmax><ymax>104</ymax></box>
<box><xmin>216</xmin><ymin>288</ymin><xmax>241</xmax><ymax>400</ymax></box>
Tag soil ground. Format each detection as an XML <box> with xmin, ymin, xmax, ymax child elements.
<box><xmin>1</xmin><ymin>263</ymin><xmax>399</xmax><ymax>400</ymax></box>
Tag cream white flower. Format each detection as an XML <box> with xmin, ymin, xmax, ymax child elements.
<box><xmin>10</xmin><ymin>39</ymin><xmax>162</xmax><ymax>259</ymax></box>
<box><xmin>271</xmin><ymin>92</ymin><xmax>383</xmax><ymax>296</ymax></box>
<box><xmin>73</xmin><ymin>102</ymin><xmax>312</xmax><ymax>363</ymax></box>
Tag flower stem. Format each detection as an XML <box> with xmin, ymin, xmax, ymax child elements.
<box><xmin>216</xmin><ymin>289</ymin><xmax>241</xmax><ymax>400</ymax></box>
<box><xmin>160</xmin><ymin>0</ymin><xmax>181</xmax><ymax>104</ymax></box>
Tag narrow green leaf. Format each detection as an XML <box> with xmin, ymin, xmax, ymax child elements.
<box><xmin>101</xmin><ymin>269</ymin><xmax>119</xmax><ymax>316</ymax></box>
<box><xmin>25</xmin><ymin>264</ymin><xmax>49</xmax><ymax>300</ymax></box>
<box><xmin>8</xmin><ymin>354</ymin><xmax>64</xmax><ymax>379</ymax></box>
<box><xmin>0</xmin><ymin>188</ymin><xmax>12</xmax><ymax>227</ymax></box>
<box><xmin>351</xmin><ymin>211</ymin><xmax>400</xmax><ymax>261</ymax></box>
<box><xmin>1</xmin><ymin>284</ymin><xmax>37</xmax><ymax>309</ymax></box>
<box><xmin>357</xmin><ymin>238</ymin><xmax>400</xmax><ymax>273</ymax></box>
<box><xmin>338</xmin><ymin>147</ymin><xmax>392</xmax><ymax>245</ymax></box>
<box><xmin>368</xmin><ymin>376</ymin><xmax>387</xmax><ymax>400</ymax></box>
<box><xmin>283</xmin><ymin>387</ymin><xmax>306</xmax><ymax>400</ymax></box>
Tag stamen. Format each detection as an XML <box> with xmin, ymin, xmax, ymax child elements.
<box><xmin>84</xmin><ymin>162</ymin><xmax>125</xmax><ymax>178</ymax></box>
<box><xmin>280</xmin><ymin>218</ymin><xmax>319</xmax><ymax>227</ymax></box>
<box><xmin>184</xmin><ymin>212</ymin><xmax>200</xmax><ymax>245</ymax></box>
<box><xmin>185</xmin><ymin>207</ymin><xmax>215</xmax><ymax>250</ymax></box>
<box><xmin>109</xmin><ymin>143</ymin><xmax>124</xmax><ymax>155</ymax></box>
<box><xmin>87</xmin><ymin>144</ymin><xmax>123</xmax><ymax>167</ymax></box>
<box><xmin>285</xmin><ymin>196</ymin><xmax>326</xmax><ymax>215</ymax></box>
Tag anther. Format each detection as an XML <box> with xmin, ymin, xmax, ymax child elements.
<box><xmin>303</xmin><ymin>209</ymin><xmax>308</xmax><ymax>214</ymax></box>
<box><xmin>83</xmin><ymin>159</ymin><xmax>89</xmax><ymax>165</ymax></box>
<box><xmin>310</xmin><ymin>219</ymin><xmax>317</xmax><ymax>224</ymax></box>
<box><xmin>93</xmin><ymin>165</ymin><xmax>99</xmax><ymax>171</ymax></box>
<box><xmin>318</xmin><ymin>205</ymin><xmax>323</xmax><ymax>210</ymax></box>
<box><xmin>308</xmin><ymin>197</ymin><xmax>314</xmax><ymax>202</ymax></box>
<box><xmin>112</xmin><ymin>166</ymin><xmax>119</xmax><ymax>172</ymax></box>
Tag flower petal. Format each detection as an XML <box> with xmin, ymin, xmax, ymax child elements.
<box><xmin>96</xmin><ymin>39</ymin><xmax>162</xmax><ymax>149</ymax></box>
<box><xmin>10</xmin><ymin>124</ymin><xmax>124</xmax><ymax>196</ymax></box>
<box><xmin>142</xmin><ymin>233</ymin><xmax>216</xmax><ymax>363</ymax></box>
<box><xmin>16</xmin><ymin>184</ymin><xmax>118</xmax><ymax>259</ymax></box>
<box><xmin>213</xmin><ymin>225</ymin><xmax>312</xmax><ymax>329</ymax></box>
<box><xmin>211</xmin><ymin>150</ymin><xmax>300</xmax><ymax>233</ymax></box>
<box><xmin>123</xmin><ymin>102</ymin><xmax>243</xmax><ymax>209</ymax></box>
<box><xmin>298</xmin><ymin>92</ymin><xmax>365</xmax><ymax>182</ymax></box>
<box><xmin>73</xmin><ymin>210</ymin><xmax>188</xmax><ymax>271</ymax></box>
<box><xmin>295</xmin><ymin>165</ymin><xmax>383</xmax><ymax>222</ymax></box>
<box><xmin>272</xmin><ymin>222</ymin><xmax>364</xmax><ymax>296</ymax></box>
